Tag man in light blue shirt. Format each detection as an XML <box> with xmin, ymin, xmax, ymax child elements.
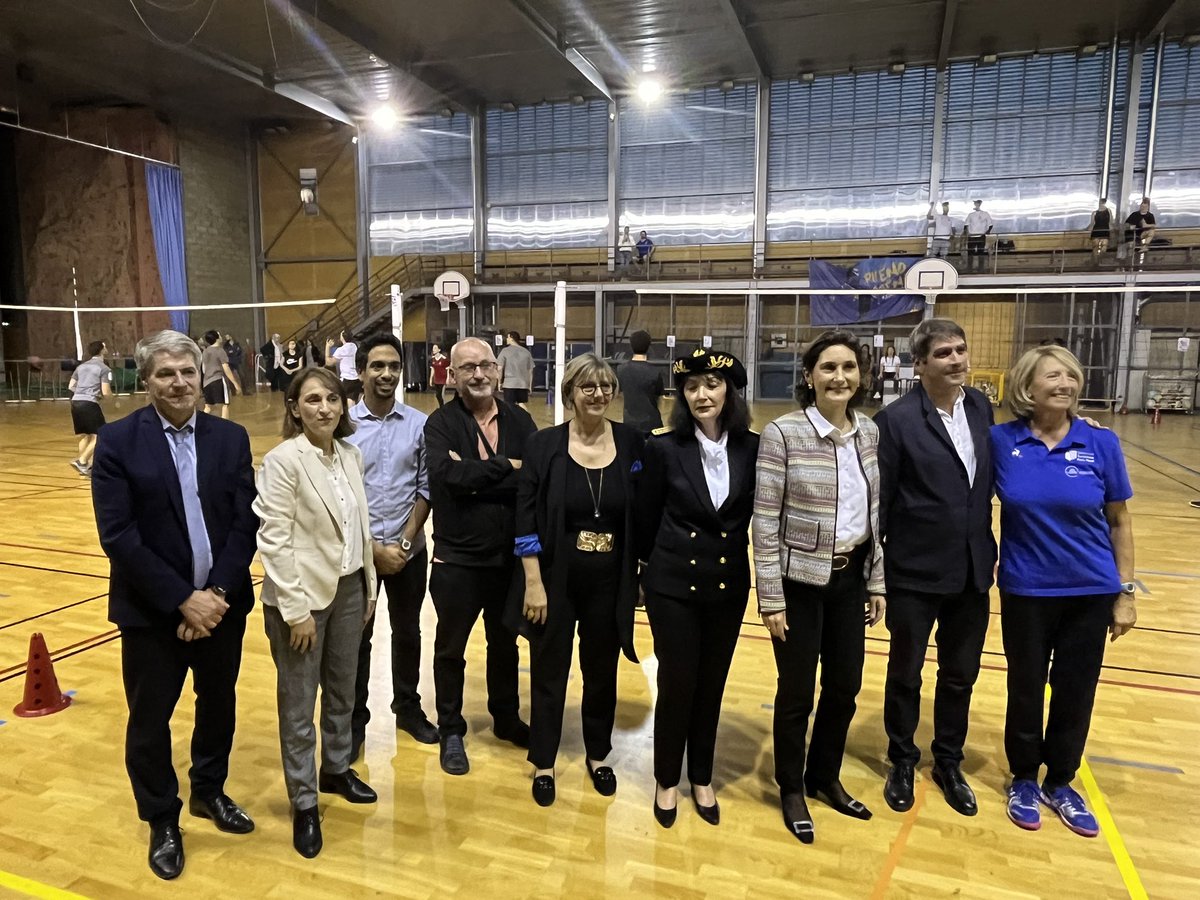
<box><xmin>346</xmin><ymin>334</ymin><xmax>434</xmax><ymax>756</ymax></box>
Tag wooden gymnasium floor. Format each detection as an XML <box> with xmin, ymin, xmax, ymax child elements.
<box><xmin>0</xmin><ymin>390</ymin><xmax>1197</xmax><ymax>900</ymax></box>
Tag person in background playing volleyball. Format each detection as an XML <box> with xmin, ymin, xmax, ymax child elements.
<box><xmin>69</xmin><ymin>339</ymin><xmax>113</xmax><ymax>476</ymax></box>
<box><xmin>201</xmin><ymin>329</ymin><xmax>241</xmax><ymax>419</ymax></box>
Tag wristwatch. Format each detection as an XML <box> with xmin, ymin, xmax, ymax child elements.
<box><xmin>400</xmin><ymin>537</ymin><xmax>413</xmax><ymax>553</ymax></box>
<box><xmin>1120</xmin><ymin>581</ymin><xmax>1136</xmax><ymax>595</ymax></box>
<box><xmin>210</xmin><ymin>585</ymin><xmax>227</xmax><ymax>598</ymax></box>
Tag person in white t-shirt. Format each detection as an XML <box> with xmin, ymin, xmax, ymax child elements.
<box><xmin>326</xmin><ymin>330</ymin><xmax>363</xmax><ymax>403</ymax></box>
<box><xmin>927</xmin><ymin>202</ymin><xmax>958</xmax><ymax>259</ymax></box>
<box><xmin>964</xmin><ymin>201</ymin><xmax>994</xmax><ymax>273</ymax></box>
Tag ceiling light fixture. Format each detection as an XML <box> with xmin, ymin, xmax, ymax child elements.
<box><xmin>889</xmin><ymin>62</ymin><xmax>906</xmax><ymax>74</ymax></box>
<box><xmin>980</xmin><ymin>53</ymin><xmax>998</xmax><ymax>64</ymax></box>
<box><xmin>571</xmin><ymin>94</ymin><xmax>585</xmax><ymax>105</ymax></box>
<box><xmin>1079</xmin><ymin>44</ymin><xmax>1099</xmax><ymax>56</ymax></box>
<box><xmin>636</xmin><ymin>77</ymin><xmax>664</xmax><ymax>104</ymax></box>
<box><xmin>719</xmin><ymin>79</ymin><xmax>735</xmax><ymax>92</ymax></box>
<box><xmin>800</xmin><ymin>71</ymin><xmax>815</xmax><ymax>83</ymax></box>
<box><xmin>370</xmin><ymin>105</ymin><xmax>399</xmax><ymax>130</ymax></box>
<box><xmin>500</xmin><ymin>101</ymin><xmax>517</xmax><ymax>112</ymax></box>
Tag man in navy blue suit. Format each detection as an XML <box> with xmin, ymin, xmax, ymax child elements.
<box><xmin>874</xmin><ymin>318</ymin><xmax>996</xmax><ymax>818</ymax></box>
<box><xmin>92</xmin><ymin>330</ymin><xmax>258</xmax><ymax>880</ymax></box>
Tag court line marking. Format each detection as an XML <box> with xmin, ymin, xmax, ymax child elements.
<box><xmin>0</xmin><ymin>561</ymin><xmax>108</xmax><ymax>579</ymax></box>
<box><xmin>0</xmin><ymin>541</ymin><xmax>109</xmax><ymax>560</ymax></box>
<box><xmin>0</xmin><ymin>870</ymin><xmax>89</xmax><ymax>899</ymax></box>
<box><xmin>1088</xmin><ymin>756</ymin><xmax>1184</xmax><ymax>775</ymax></box>
<box><xmin>1135</xmin><ymin>569</ymin><xmax>1200</xmax><ymax>580</ymax></box>
<box><xmin>0</xmin><ymin>592</ymin><xmax>108</xmax><ymax>632</ymax></box>
<box><xmin>1122</xmin><ymin>440</ymin><xmax>1200</xmax><ymax>479</ymax></box>
<box><xmin>869</xmin><ymin>779</ymin><xmax>927</xmax><ymax>900</ymax></box>
<box><xmin>1079</xmin><ymin>757</ymin><xmax>1149</xmax><ymax>900</ymax></box>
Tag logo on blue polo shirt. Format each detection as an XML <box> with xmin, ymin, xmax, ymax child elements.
<box><xmin>1064</xmin><ymin>465</ymin><xmax>1080</xmax><ymax>478</ymax></box>
<box><xmin>1065</xmin><ymin>449</ymin><xmax>1095</xmax><ymax>463</ymax></box>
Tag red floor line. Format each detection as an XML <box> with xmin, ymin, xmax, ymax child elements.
<box><xmin>0</xmin><ymin>628</ymin><xmax>120</xmax><ymax>677</ymax></box>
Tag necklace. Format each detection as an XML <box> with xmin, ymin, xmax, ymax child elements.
<box><xmin>584</xmin><ymin>466</ymin><xmax>604</xmax><ymax>519</ymax></box>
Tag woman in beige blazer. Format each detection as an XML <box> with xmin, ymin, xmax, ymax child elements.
<box><xmin>254</xmin><ymin>366</ymin><xmax>378</xmax><ymax>860</ymax></box>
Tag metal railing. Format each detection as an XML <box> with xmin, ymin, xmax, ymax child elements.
<box><xmin>2</xmin><ymin>356</ymin><xmax>144</xmax><ymax>403</ymax></box>
<box><xmin>281</xmin><ymin>253</ymin><xmax>443</xmax><ymax>346</ymax></box>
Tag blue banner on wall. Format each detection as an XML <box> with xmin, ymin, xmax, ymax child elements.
<box><xmin>810</xmin><ymin>257</ymin><xmax>924</xmax><ymax>326</ymax></box>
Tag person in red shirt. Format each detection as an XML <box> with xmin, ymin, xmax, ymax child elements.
<box><xmin>429</xmin><ymin>344</ymin><xmax>451</xmax><ymax>408</ymax></box>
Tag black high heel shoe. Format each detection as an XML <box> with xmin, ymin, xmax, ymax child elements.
<box><xmin>653</xmin><ymin>784</ymin><xmax>677</xmax><ymax>829</ymax></box>
<box><xmin>781</xmin><ymin>792</ymin><xmax>814</xmax><ymax>844</ymax></box>
<box><xmin>805</xmin><ymin>779</ymin><xmax>873</xmax><ymax>820</ymax></box>
<box><xmin>691</xmin><ymin>786</ymin><xmax>720</xmax><ymax>826</ymax></box>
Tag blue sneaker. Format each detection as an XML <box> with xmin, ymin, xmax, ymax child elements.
<box><xmin>1040</xmin><ymin>784</ymin><xmax>1100</xmax><ymax>837</ymax></box>
<box><xmin>1006</xmin><ymin>779</ymin><xmax>1042</xmax><ymax>830</ymax></box>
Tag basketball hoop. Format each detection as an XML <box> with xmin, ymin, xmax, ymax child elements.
<box><xmin>434</xmin><ymin>270</ymin><xmax>471</xmax><ymax>312</ymax></box>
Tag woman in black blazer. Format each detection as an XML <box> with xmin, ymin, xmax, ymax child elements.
<box><xmin>513</xmin><ymin>353</ymin><xmax>645</xmax><ymax>807</ymax></box>
<box><xmin>635</xmin><ymin>347</ymin><xmax>758</xmax><ymax>828</ymax></box>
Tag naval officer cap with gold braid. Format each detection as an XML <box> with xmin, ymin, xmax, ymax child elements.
<box><xmin>671</xmin><ymin>346</ymin><xmax>747</xmax><ymax>389</ymax></box>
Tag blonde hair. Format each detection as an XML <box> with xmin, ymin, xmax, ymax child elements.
<box><xmin>1006</xmin><ymin>345</ymin><xmax>1085</xmax><ymax>419</ymax></box>
<box><xmin>560</xmin><ymin>353</ymin><xmax>618</xmax><ymax>411</ymax></box>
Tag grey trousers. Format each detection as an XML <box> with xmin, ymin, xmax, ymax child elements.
<box><xmin>263</xmin><ymin>571</ymin><xmax>365</xmax><ymax>811</ymax></box>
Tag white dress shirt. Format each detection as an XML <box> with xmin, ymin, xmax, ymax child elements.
<box><xmin>805</xmin><ymin>407</ymin><xmax>870</xmax><ymax>552</ymax></box>
<box><xmin>937</xmin><ymin>389</ymin><xmax>977</xmax><ymax>487</ymax></box>
<box><xmin>321</xmin><ymin>446</ymin><xmax>365</xmax><ymax>575</ymax></box>
<box><xmin>694</xmin><ymin>425</ymin><xmax>730</xmax><ymax>511</ymax></box>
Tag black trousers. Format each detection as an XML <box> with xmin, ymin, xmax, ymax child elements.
<box><xmin>772</xmin><ymin>557</ymin><xmax>867</xmax><ymax>795</ymax></box>
<box><xmin>120</xmin><ymin>614</ymin><xmax>247</xmax><ymax>824</ymax></box>
<box><xmin>883</xmin><ymin>587</ymin><xmax>990</xmax><ymax>767</ymax></box>
<box><xmin>1001</xmin><ymin>592</ymin><xmax>1111</xmax><ymax>787</ymax></box>
<box><xmin>647</xmin><ymin>587</ymin><xmax>747</xmax><ymax>788</ymax></box>
<box><xmin>527</xmin><ymin>549</ymin><xmax>622</xmax><ymax>770</ymax></box>
<box><xmin>352</xmin><ymin>548</ymin><xmax>429</xmax><ymax>743</ymax></box>
<box><xmin>429</xmin><ymin>561</ymin><xmax>521</xmax><ymax>738</ymax></box>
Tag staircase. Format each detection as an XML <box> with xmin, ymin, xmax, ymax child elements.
<box><xmin>283</xmin><ymin>254</ymin><xmax>444</xmax><ymax>346</ymax></box>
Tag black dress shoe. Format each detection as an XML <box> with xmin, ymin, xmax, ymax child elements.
<box><xmin>440</xmin><ymin>735</ymin><xmax>470</xmax><ymax>775</ymax></box>
<box><xmin>397</xmin><ymin>713</ymin><xmax>440</xmax><ymax>745</ymax></box>
<box><xmin>188</xmin><ymin>793</ymin><xmax>254</xmax><ymax>834</ymax></box>
<box><xmin>781</xmin><ymin>792</ymin><xmax>814</xmax><ymax>844</ymax></box>
<box><xmin>318</xmin><ymin>768</ymin><xmax>378</xmax><ymax>804</ymax></box>
<box><xmin>805</xmin><ymin>779</ymin><xmax>873</xmax><ymax>820</ymax></box>
<box><xmin>691</xmin><ymin>787</ymin><xmax>720</xmax><ymax>826</ymax></box>
<box><xmin>532</xmin><ymin>775</ymin><xmax>556</xmax><ymax>807</ymax></box>
<box><xmin>931</xmin><ymin>762</ymin><xmax>978</xmax><ymax>816</ymax></box>
<box><xmin>883</xmin><ymin>763</ymin><xmax>915</xmax><ymax>813</ymax></box>
<box><xmin>586</xmin><ymin>761</ymin><xmax>617</xmax><ymax>797</ymax></box>
<box><xmin>148</xmin><ymin>821</ymin><xmax>183</xmax><ymax>880</ymax></box>
<box><xmin>653</xmin><ymin>789</ymin><xmax>678</xmax><ymax>829</ymax></box>
<box><xmin>493</xmin><ymin>718</ymin><xmax>530</xmax><ymax>749</ymax></box>
<box><xmin>292</xmin><ymin>806</ymin><xmax>322</xmax><ymax>859</ymax></box>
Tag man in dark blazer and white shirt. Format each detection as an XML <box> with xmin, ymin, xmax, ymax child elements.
<box><xmin>874</xmin><ymin>318</ymin><xmax>996</xmax><ymax>817</ymax></box>
<box><xmin>92</xmin><ymin>330</ymin><xmax>258</xmax><ymax>880</ymax></box>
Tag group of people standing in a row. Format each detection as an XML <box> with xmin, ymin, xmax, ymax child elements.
<box><xmin>90</xmin><ymin>319</ymin><xmax>1136</xmax><ymax>881</ymax></box>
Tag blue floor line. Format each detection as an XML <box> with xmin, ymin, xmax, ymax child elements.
<box><xmin>1136</xmin><ymin>569</ymin><xmax>1200</xmax><ymax>580</ymax></box>
<box><xmin>1088</xmin><ymin>755</ymin><xmax>1184</xmax><ymax>775</ymax></box>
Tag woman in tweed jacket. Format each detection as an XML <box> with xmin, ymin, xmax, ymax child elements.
<box><xmin>752</xmin><ymin>330</ymin><xmax>886</xmax><ymax>845</ymax></box>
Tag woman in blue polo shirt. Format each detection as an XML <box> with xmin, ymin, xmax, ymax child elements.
<box><xmin>990</xmin><ymin>345</ymin><xmax>1136</xmax><ymax>838</ymax></box>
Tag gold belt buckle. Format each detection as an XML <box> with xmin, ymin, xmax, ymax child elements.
<box><xmin>831</xmin><ymin>554</ymin><xmax>850</xmax><ymax>571</ymax></box>
<box><xmin>576</xmin><ymin>530</ymin><xmax>614</xmax><ymax>553</ymax></box>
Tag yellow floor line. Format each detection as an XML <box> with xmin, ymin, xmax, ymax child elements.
<box><xmin>0</xmin><ymin>870</ymin><xmax>89</xmax><ymax>900</ymax></box>
<box><xmin>1079</xmin><ymin>756</ymin><xmax>1149</xmax><ymax>900</ymax></box>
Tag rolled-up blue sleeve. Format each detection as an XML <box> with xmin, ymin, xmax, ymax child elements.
<box><xmin>514</xmin><ymin>534</ymin><xmax>543</xmax><ymax>557</ymax></box>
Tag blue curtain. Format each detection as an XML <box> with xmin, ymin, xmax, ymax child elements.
<box><xmin>145</xmin><ymin>163</ymin><xmax>190</xmax><ymax>333</ymax></box>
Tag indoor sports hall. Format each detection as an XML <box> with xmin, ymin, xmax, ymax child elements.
<box><xmin>2</xmin><ymin>2</ymin><xmax>1199</xmax><ymax>898</ymax></box>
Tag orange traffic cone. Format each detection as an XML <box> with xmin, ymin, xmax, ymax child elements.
<box><xmin>12</xmin><ymin>633</ymin><xmax>72</xmax><ymax>718</ymax></box>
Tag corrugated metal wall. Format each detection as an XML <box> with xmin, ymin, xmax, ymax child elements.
<box><xmin>767</xmin><ymin>68</ymin><xmax>935</xmax><ymax>241</ymax></box>
<box><xmin>486</xmin><ymin>100</ymin><xmax>609</xmax><ymax>250</ymax></box>
<box><xmin>366</xmin><ymin>114</ymin><xmax>474</xmax><ymax>254</ymax></box>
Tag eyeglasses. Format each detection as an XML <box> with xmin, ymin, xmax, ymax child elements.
<box><xmin>578</xmin><ymin>383</ymin><xmax>615</xmax><ymax>397</ymax></box>
<box><xmin>455</xmin><ymin>361</ymin><xmax>498</xmax><ymax>377</ymax></box>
